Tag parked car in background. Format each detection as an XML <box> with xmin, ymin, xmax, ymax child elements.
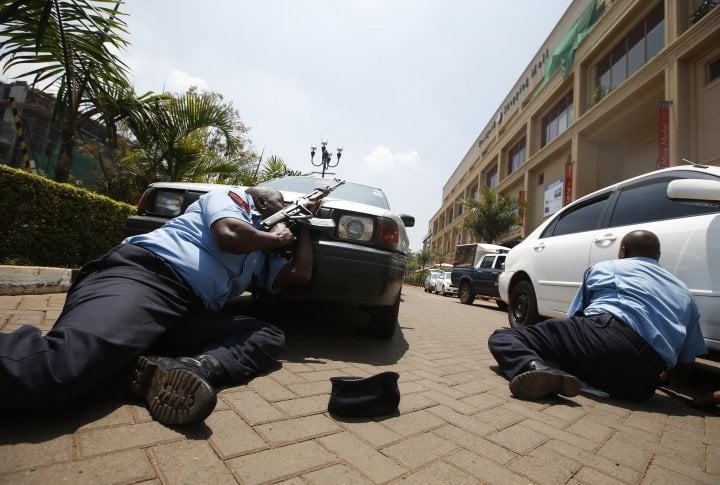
<box><xmin>124</xmin><ymin>182</ymin><xmax>233</xmax><ymax>237</ymax></box>
<box><xmin>424</xmin><ymin>269</ymin><xmax>443</xmax><ymax>292</ymax></box>
<box><xmin>433</xmin><ymin>271</ymin><xmax>458</xmax><ymax>296</ymax></box>
<box><xmin>498</xmin><ymin>164</ymin><xmax>720</xmax><ymax>352</ymax></box>
<box><xmin>450</xmin><ymin>243</ymin><xmax>509</xmax><ymax>309</ymax></box>
<box><xmin>452</xmin><ymin>252</ymin><xmax>507</xmax><ymax>309</ymax></box>
<box><xmin>124</xmin><ymin>176</ymin><xmax>415</xmax><ymax>339</ymax></box>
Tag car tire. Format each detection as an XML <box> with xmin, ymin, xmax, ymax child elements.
<box><xmin>495</xmin><ymin>300</ymin><xmax>508</xmax><ymax>311</ymax></box>
<box><xmin>368</xmin><ymin>293</ymin><xmax>400</xmax><ymax>339</ymax></box>
<box><xmin>458</xmin><ymin>282</ymin><xmax>475</xmax><ymax>305</ymax></box>
<box><xmin>508</xmin><ymin>280</ymin><xmax>539</xmax><ymax>327</ymax></box>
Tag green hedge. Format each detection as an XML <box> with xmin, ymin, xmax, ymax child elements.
<box><xmin>0</xmin><ymin>165</ymin><xmax>136</xmax><ymax>268</ymax></box>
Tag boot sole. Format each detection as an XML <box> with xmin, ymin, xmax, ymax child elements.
<box><xmin>130</xmin><ymin>356</ymin><xmax>217</xmax><ymax>425</ymax></box>
<box><xmin>509</xmin><ymin>369</ymin><xmax>581</xmax><ymax>400</ymax></box>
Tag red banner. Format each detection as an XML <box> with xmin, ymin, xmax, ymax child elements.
<box><xmin>657</xmin><ymin>102</ymin><xmax>670</xmax><ymax>169</ymax></box>
<box><xmin>518</xmin><ymin>190</ymin><xmax>526</xmax><ymax>225</ymax></box>
<box><xmin>564</xmin><ymin>162</ymin><xmax>573</xmax><ymax>206</ymax></box>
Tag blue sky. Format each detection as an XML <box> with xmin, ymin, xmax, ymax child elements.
<box><xmin>122</xmin><ymin>1</ymin><xmax>572</xmax><ymax>250</ymax></box>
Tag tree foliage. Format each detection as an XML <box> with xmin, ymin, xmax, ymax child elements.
<box><xmin>0</xmin><ymin>0</ymin><xmax>132</xmax><ymax>182</ymax></box>
<box><xmin>462</xmin><ymin>185</ymin><xmax>521</xmax><ymax>243</ymax></box>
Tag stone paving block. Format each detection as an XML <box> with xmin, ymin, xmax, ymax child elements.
<box><xmin>0</xmin><ymin>435</ymin><xmax>71</xmax><ymax>474</ymax></box>
<box><xmin>398</xmin><ymin>391</ymin><xmax>437</xmax><ymax>414</ymax></box>
<box><xmin>0</xmin><ymin>295</ymin><xmax>20</xmax><ymax>309</ymax></box>
<box><xmin>222</xmin><ymin>390</ymin><xmax>285</xmax><ymax>425</ymax></box>
<box><xmin>254</xmin><ymin>414</ymin><xmax>341</xmax><ymax>446</ymax></box>
<box><xmin>205</xmin><ymin>409</ymin><xmax>268</xmax><ymax>459</ymax></box>
<box><xmin>453</xmin><ymin>378</ymin><xmax>495</xmax><ymax>396</ymax></box>
<box><xmin>564</xmin><ymin>415</ymin><xmax>614</xmax><ymax>444</ymax></box>
<box><xmin>486</xmin><ymin>422</ymin><xmax>549</xmax><ymax>455</ymax></box>
<box><xmin>398</xmin><ymin>460</ymin><xmax>479</xmax><ymax>484</ymax></box>
<box><xmin>509</xmin><ymin>445</ymin><xmax>580</xmax><ymax>484</ymax></box>
<box><xmin>474</xmin><ymin>405</ymin><xmax>525</xmax><ymax>429</ymax></box>
<box><xmin>74</xmin><ymin>405</ymin><xmax>135</xmax><ymax>432</ymax></box>
<box><xmin>337</xmin><ymin>420</ymin><xmax>403</xmax><ymax>448</ymax></box>
<box><xmin>623</xmin><ymin>410</ymin><xmax>666</xmax><ymax>437</ymax></box>
<box><xmin>427</xmin><ymin>405</ymin><xmax>497</xmax><ymax>437</ymax></box>
<box><xmin>149</xmin><ymin>439</ymin><xmax>237</xmax><ymax>484</ymax></box>
<box><xmin>317</xmin><ymin>431</ymin><xmax>406</xmax><ymax>483</ymax></box>
<box><xmin>501</xmin><ymin>400</ymin><xmax>571</xmax><ymax>429</ymax></box>
<box><xmin>382</xmin><ymin>431</ymin><xmax>458</xmax><ymax>469</ymax></box>
<box><xmin>544</xmin><ymin>438</ymin><xmax>642</xmax><ymax>483</ymax></box>
<box><xmin>0</xmin><ymin>448</ymin><xmax>154</xmax><ymax>484</ymax></box>
<box><xmin>227</xmin><ymin>441</ymin><xmax>336</xmax><ymax>484</ymax></box>
<box><xmin>248</xmin><ymin>375</ymin><xmax>298</xmax><ymax>402</ymax></box>
<box><xmin>460</xmin><ymin>390</ymin><xmax>506</xmax><ymax>410</ymax></box>
<box><xmin>523</xmin><ymin>416</ymin><xmax>597</xmax><ymax>452</ymax></box>
<box><xmin>445</xmin><ymin>449</ymin><xmax>531</xmax><ymax>485</ymax></box>
<box><xmin>596</xmin><ymin>434</ymin><xmax>653</xmax><ymax>471</ymax></box>
<box><xmin>708</xmin><ymin>444</ymin><xmax>720</xmax><ymax>475</ymax></box>
<box><xmin>434</xmin><ymin>424</ymin><xmax>518</xmax><ymax>465</ymax></box>
<box><xmin>381</xmin><ymin>408</ymin><xmax>446</xmax><ymax>437</ymax></box>
<box><xmin>642</xmin><ymin>461</ymin><xmax>717</xmax><ymax>484</ymax></box>
<box><xmin>286</xmin><ymin>380</ymin><xmax>331</xmax><ymax>398</ymax></box>
<box><xmin>302</xmin><ymin>463</ymin><xmax>373</xmax><ymax>484</ymax></box>
<box><xmin>296</xmin><ymin>369</ymin><xmax>355</xmax><ymax>382</ymax></box>
<box><xmin>7</xmin><ymin>310</ymin><xmax>44</xmax><ymax>326</ymax></box>
<box><xmin>651</xmin><ymin>451</ymin><xmax>719</xmax><ymax>484</ymax></box>
<box><xmin>274</xmin><ymin>395</ymin><xmax>330</xmax><ymax>417</ymax></box>
<box><xmin>76</xmin><ymin>421</ymin><xmax>184</xmax><ymax>457</ymax></box>
<box><xmin>541</xmin><ymin>403</ymin><xmax>589</xmax><ymax>423</ymax></box>
<box><xmin>270</xmin><ymin>367</ymin><xmax>308</xmax><ymax>386</ymax></box>
<box><xmin>566</xmin><ymin>465</ymin><xmax>627</xmax><ymax>485</ymax></box>
<box><xmin>398</xmin><ymin>379</ymin><xmax>430</xmax><ymax>394</ymax></box>
<box><xmin>420</xmin><ymin>389</ymin><xmax>478</xmax><ymax>415</ymax></box>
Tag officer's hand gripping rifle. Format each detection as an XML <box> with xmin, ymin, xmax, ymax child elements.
<box><xmin>261</xmin><ymin>178</ymin><xmax>346</xmax><ymax>231</ymax></box>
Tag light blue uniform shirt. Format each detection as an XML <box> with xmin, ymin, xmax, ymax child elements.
<box><xmin>124</xmin><ymin>188</ymin><xmax>289</xmax><ymax>311</ymax></box>
<box><xmin>567</xmin><ymin>257</ymin><xmax>707</xmax><ymax>369</ymax></box>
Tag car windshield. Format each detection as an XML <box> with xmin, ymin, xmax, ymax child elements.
<box><xmin>262</xmin><ymin>176</ymin><xmax>390</xmax><ymax>210</ymax></box>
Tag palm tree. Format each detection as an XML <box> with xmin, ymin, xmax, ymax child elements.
<box><xmin>462</xmin><ymin>185</ymin><xmax>521</xmax><ymax>243</ymax></box>
<box><xmin>0</xmin><ymin>0</ymin><xmax>131</xmax><ymax>183</ymax></box>
<box><xmin>122</xmin><ymin>89</ymin><xmax>254</xmax><ymax>184</ymax></box>
<box><xmin>258</xmin><ymin>155</ymin><xmax>303</xmax><ymax>182</ymax></box>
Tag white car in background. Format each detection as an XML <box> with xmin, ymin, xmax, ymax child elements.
<box><xmin>434</xmin><ymin>271</ymin><xmax>458</xmax><ymax>296</ymax></box>
<box><xmin>498</xmin><ymin>164</ymin><xmax>720</xmax><ymax>352</ymax></box>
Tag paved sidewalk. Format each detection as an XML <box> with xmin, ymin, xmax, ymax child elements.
<box><xmin>1</xmin><ymin>286</ymin><xmax>719</xmax><ymax>484</ymax></box>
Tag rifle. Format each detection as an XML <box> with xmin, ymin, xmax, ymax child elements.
<box><xmin>261</xmin><ymin>178</ymin><xmax>346</xmax><ymax>231</ymax></box>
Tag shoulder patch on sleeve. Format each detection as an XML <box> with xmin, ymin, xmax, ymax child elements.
<box><xmin>228</xmin><ymin>191</ymin><xmax>251</xmax><ymax>214</ymax></box>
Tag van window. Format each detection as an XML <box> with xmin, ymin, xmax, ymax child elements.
<box><xmin>542</xmin><ymin>195</ymin><xmax>610</xmax><ymax>238</ymax></box>
<box><xmin>479</xmin><ymin>256</ymin><xmax>494</xmax><ymax>269</ymax></box>
<box><xmin>609</xmin><ymin>177</ymin><xmax>720</xmax><ymax>227</ymax></box>
<box><xmin>495</xmin><ymin>255</ymin><xmax>506</xmax><ymax>269</ymax></box>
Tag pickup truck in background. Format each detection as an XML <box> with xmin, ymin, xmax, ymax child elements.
<box><xmin>450</xmin><ymin>243</ymin><xmax>509</xmax><ymax>310</ymax></box>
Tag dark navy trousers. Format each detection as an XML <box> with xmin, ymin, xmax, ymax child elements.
<box><xmin>487</xmin><ymin>314</ymin><xmax>663</xmax><ymax>400</ymax></box>
<box><xmin>0</xmin><ymin>244</ymin><xmax>285</xmax><ymax>412</ymax></box>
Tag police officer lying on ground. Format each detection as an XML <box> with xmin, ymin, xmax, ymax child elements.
<box><xmin>488</xmin><ymin>230</ymin><xmax>707</xmax><ymax>401</ymax></box>
<box><xmin>0</xmin><ymin>186</ymin><xmax>315</xmax><ymax>425</ymax></box>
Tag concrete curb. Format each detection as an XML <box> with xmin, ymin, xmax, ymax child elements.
<box><xmin>0</xmin><ymin>265</ymin><xmax>76</xmax><ymax>295</ymax></box>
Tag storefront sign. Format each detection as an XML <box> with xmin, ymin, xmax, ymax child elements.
<box><xmin>544</xmin><ymin>179</ymin><xmax>563</xmax><ymax>217</ymax></box>
<box><xmin>657</xmin><ymin>101</ymin><xmax>671</xmax><ymax>168</ymax></box>
<box><xmin>564</xmin><ymin>161</ymin><xmax>573</xmax><ymax>206</ymax></box>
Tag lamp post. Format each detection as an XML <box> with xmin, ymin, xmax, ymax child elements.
<box><xmin>310</xmin><ymin>139</ymin><xmax>342</xmax><ymax>178</ymax></box>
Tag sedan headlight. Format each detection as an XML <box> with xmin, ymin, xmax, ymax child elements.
<box><xmin>338</xmin><ymin>214</ymin><xmax>374</xmax><ymax>242</ymax></box>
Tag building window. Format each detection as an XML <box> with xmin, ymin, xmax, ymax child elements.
<box><xmin>508</xmin><ymin>139</ymin><xmax>526</xmax><ymax>174</ymax></box>
<box><xmin>486</xmin><ymin>166</ymin><xmax>498</xmax><ymax>187</ymax></box>
<box><xmin>456</xmin><ymin>199</ymin><xmax>464</xmax><ymax>215</ymax></box>
<box><xmin>708</xmin><ymin>56</ymin><xmax>720</xmax><ymax>84</ymax></box>
<box><xmin>593</xmin><ymin>3</ymin><xmax>664</xmax><ymax>102</ymax></box>
<box><xmin>470</xmin><ymin>185</ymin><xmax>478</xmax><ymax>200</ymax></box>
<box><xmin>542</xmin><ymin>95</ymin><xmax>573</xmax><ymax>146</ymax></box>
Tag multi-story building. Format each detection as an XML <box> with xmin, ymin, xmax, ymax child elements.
<box><xmin>427</xmin><ymin>0</ymin><xmax>720</xmax><ymax>256</ymax></box>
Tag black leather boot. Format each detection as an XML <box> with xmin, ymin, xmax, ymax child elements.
<box><xmin>177</xmin><ymin>353</ymin><xmax>229</xmax><ymax>390</ymax></box>
<box><xmin>509</xmin><ymin>360</ymin><xmax>581</xmax><ymax>400</ymax></box>
<box><xmin>130</xmin><ymin>355</ymin><xmax>220</xmax><ymax>425</ymax></box>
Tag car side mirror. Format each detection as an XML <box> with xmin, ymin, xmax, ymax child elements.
<box><xmin>400</xmin><ymin>214</ymin><xmax>415</xmax><ymax>227</ymax></box>
<box><xmin>667</xmin><ymin>179</ymin><xmax>720</xmax><ymax>204</ymax></box>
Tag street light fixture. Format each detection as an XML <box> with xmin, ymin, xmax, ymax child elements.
<box><xmin>310</xmin><ymin>138</ymin><xmax>342</xmax><ymax>177</ymax></box>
